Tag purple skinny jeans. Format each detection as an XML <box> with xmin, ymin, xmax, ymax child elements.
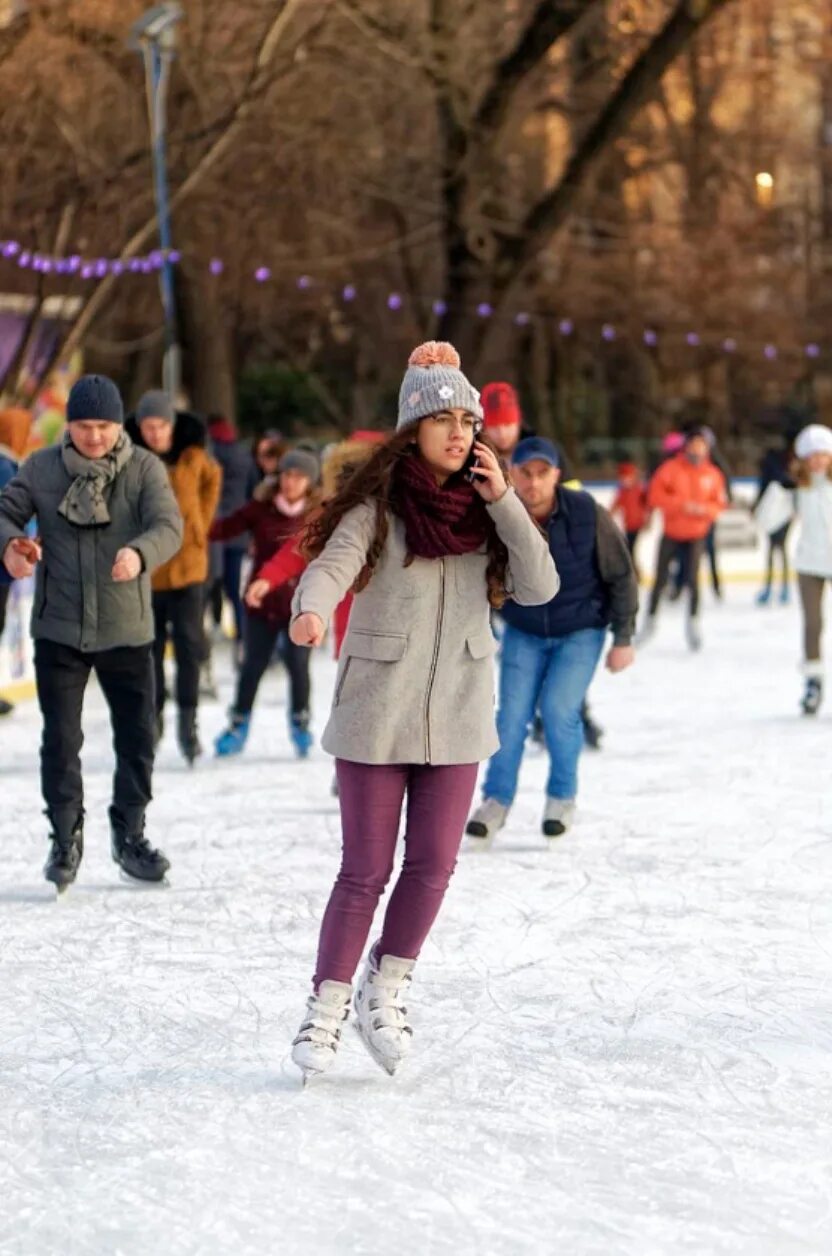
<box><xmin>313</xmin><ymin>760</ymin><xmax>479</xmax><ymax>988</ymax></box>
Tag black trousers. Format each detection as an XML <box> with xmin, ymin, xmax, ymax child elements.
<box><xmin>152</xmin><ymin>584</ymin><xmax>205</xmax><ymax>715</ymax></box>
<box><xmin>649</xmin><ymin>536</ymin><xmax>705</xmax><ymax>617</ymax></box>
<box><xmin>34</xmin><ymin>638</ymin><xmax>155</xmax><ymax>830</ymax></box>
<box><xmin>235</xmin><ymin>614</ymin><xmax>310</xmax><ymax>717</ymax></box>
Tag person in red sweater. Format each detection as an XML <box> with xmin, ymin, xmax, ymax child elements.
<box><xmin>246</xmin><ymin>430</ymin><xmax>386</xmax><ymax>660</ymax></box>
<box><xmin>210</xmin><ymin>449</ymin><xmax>319</xmax><ymax>757</ymax></box>
<box><xmin>611</xmin><ymin>461</ymin><xmax>648</xmax><ymax>579</ymax></box>
<box><xmin>640</xmin><ymin>429</ymin><xmax>726</xmax><ymax>651</ymax></box>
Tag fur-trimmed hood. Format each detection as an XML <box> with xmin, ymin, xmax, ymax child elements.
<box><xmin>126</xmin><ymin>409</ymin><xmax>207</xmax><ymax>464</ymax></box>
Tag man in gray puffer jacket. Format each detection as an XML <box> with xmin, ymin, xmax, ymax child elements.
<box><xmin>0</xmin><ymin>374</ymin><xmax>183</xmax><ymax>892</ymax></box>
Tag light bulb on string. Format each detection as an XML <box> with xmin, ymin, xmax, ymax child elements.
<box><xmin>477</xmin><ymin>303</ymin><xmax>493</xmax><ymax>318</ymax></box>
<box><xmin>722</xmin><ymin>338</ymin><xmax>737</xmax><ymax>353</ymax></box>
<box><xmin>806</xmin><ymin>343</ymin><xmax>821</xmax><ymax>359</ymax></box>
<box><xmin>432</xmin><ymin>299</ymin><xmax>447</xmax><ymax>317</ymax></box>
<box><xmin>514</xmin><ymin>312</ymin><xmax>530</xmax><ymax>326</ymax></box>
<box><xmin>209</xmin><ymin>258</ymin><xmax>224</xmax><ymax>276</ymax></box>
<box><xmin>601</xmin><ymin>324</ymin><xmax>616</xmax><ymax>342</ymax></box>
<box><xmin>763</xmin><ymin>344</ymin><xmax>778</xmax><ymax>361</ymax></box>
<box><xmin>558</xmin><ymin>319</ymin><xmax>574</xmax><ymax>336</ymax></box>
<box><xmin>255</xmin><ymin>267</ymin><xmax>271</xmax><ymax>283</ymax></box>
<box><xmin>643</xmin><ymin>329</ymin><xmax>658</xmax><ymax>347</ymax></box>
<box><xmin>686</xmin><ymin>332</ymin><xmax>701</xmax><ymax>347</ymax></box>
<box><xmin>387</xmin><ymin>293</ymin><xmax>402</xmax><ymax>310</ymax></box>
<box><xmin>342</xmin><ymin>284</ymin><xmax>356</xmax><ymax>302</ymax></box>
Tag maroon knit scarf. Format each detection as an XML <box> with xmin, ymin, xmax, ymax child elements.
<box><xmin>393</xmin><ymin>453</ymin><xmax>490</xmax><ymax>559</ymax></box>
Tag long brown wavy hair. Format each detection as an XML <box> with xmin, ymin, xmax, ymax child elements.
<box><xmin>302</xmin><ymin>426</ymin><xmax>510</xmax><ymax>608</ymax></box>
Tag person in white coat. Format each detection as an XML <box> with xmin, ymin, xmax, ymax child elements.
<box><xmin>792</xmin><ymin>424</ymin><xmax>832</xmax><ymax>714</ymax></box>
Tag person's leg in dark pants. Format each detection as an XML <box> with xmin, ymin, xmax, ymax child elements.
<box><xmin>215</xmin><ymin>615</ymin><xmax>280</xmax><ymax>757</ymax></box>
<box><xmin>34</xmin><ymin>639</ymin><xmax>91</xmax><ymax>834</ymax></box>
<box><xmin>0</xmin><ymin>585</ymin><xmax>12</xmax><ymax>715</ymax></box>
<box><xmin>625</xmin><ymin>530</ymin><xmax>641</xmax><ymax>582</ymax></box>
<box><xmin>94</xmin><ymin>644</ymin><xmax>156</xmax><ymax>830</ymax></box>
<box><xmin>167</xmin><ymin>584</ymin><xmax>207</xmax><ymax>761</ymax></box>
<box><xmin>222</xmin><ymin>549</ymin><xmax>246</xmax><ymax>641</ymax></box>
<box><xmin>151</xmin><ymin>591</ymin><xmax>170</xmax><ymax>721</ymax></box>
<box><xmin>235</xmin><ymin>615</ymin><xmax>281</xmax><ymax>714</ymax></box>
<box><xmin>648</xmin><ymin>535</ymin><xmax>678</xmax><ymax>617</ymax></box>
<box><xmin>680</xmin><ymin>540</ymin><xmax>705</xmax><ymax>618</ymax></box>
<box><xmin>169</xmin><ymin>584</ymin><xmax>204</xmax><ymax>710</ymax></box>
<box><xmin>95</xmin><ymin>644</ymin><xmax>169</xmax><ymax>879</ymax></box>
<box><xmin>705</xmin><ymin>524</ymin><xmax>721</xmax><ymax>597</ymax></box>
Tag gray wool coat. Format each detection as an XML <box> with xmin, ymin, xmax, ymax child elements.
<box><xmin>0</xmin><ymin>444</ymin><xmax>183</xmax><ymax>652</ymax></box>
<box><xmin>292</xmin><ymin>488</ymin><xmax>559</xmax><ymax>765</ymax></box>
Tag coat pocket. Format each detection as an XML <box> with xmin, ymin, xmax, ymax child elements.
<box><xmin>343</xmin><ymin>630</ymin><xmax>408</xmax><ymax>662</ymax></box>
<box><xmin>334</xmin><ymin>630</ymin><xmax>408</xmax><ymax>707</ymax></box>
<box><xmin>466</xmin><ymin>630</ymin><xmax>497</xmax><ymax>660</ymax></box>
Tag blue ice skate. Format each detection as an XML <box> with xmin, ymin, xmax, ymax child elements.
<box><xmin>290</xmin><ymin>712</ymin><xmax>313</xmax><ymax>759</ymax></box>
<box><xmin>214</xmin><ymin>713</ymin><xmax>251</xmax><ymax>757</ymax></box>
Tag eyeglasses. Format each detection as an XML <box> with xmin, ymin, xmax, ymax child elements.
<box><xmin>427</xmin><ymin>411</ymin><xmax>482</xmax><ymax>434</ymax></box>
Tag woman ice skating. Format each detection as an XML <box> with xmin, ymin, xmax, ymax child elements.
<box><xmin>791</xmin><ymin>424</ymin><xmax>832</xmax><ymax>715</ymax></box>
<box><xmin>611</xmin><ymin>461</ymin><xmax>648</xmax><ymax>579</ymax></box>
<box><xmin>287</xmin><ymin>341</ymin><xmax>558</xmax><ymax>1080</ymax></box>
<box><xmin>211</xmin><ymin>448</ymin><xmax>320</xmax><ymax>758</ymax></box>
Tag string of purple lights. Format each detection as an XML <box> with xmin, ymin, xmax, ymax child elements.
<box><xmin>1</xmin><ymin>238</ymin><xmax>822</xmax><ymax>360</ymax></box>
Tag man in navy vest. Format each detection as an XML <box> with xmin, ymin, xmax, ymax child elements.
<box><xmin>467</xmin><ymin>437</ymin><xmax>638</xmax><ymax>845</ymax></box>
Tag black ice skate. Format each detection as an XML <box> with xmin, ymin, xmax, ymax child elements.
<box><xmin>801</xmin><ymin>677</ymin><xmax>823</xmax><ymax>717</ymax></box>
<box><xmin>110</xmin><ymin>808</ymin><xmax>170</xmax><ymax>883</ymax></box>
<box><xmin>44</xmin><ymin>811</ymin><xmax>84</xmax><ymax>894</ymax></box>
<box><xmin>177</xmin><ymin>706</ymin><xmax>202</xmax><ymax>766</ymax></box>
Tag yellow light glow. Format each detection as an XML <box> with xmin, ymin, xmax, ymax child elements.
<box><xmin>755</xmin><ymin>172</ymin><xmax>775</xmax><ymax>190</ymax></box>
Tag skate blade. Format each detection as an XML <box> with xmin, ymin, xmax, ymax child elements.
<box><xmin>117</xmin><ymin>868</ymin><xmax>170</xmax><ymax>890</ymax></box>
<box><xmin>466</xmin><ymin>832</ymin><xmax>495</xmax><ymax>851</ymax></box>
<box><xmin>353</xmin><ymin>1021</ymin><xmax>403</xmax><ymax>1077</ymax></box>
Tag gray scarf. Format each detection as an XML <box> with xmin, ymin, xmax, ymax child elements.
<box><xmin>58</xmin><ymin>429</ymin><xmax>133</xmax><ymax>527</ymax></box>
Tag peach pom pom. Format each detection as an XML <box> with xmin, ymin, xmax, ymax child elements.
<box><xmin>408</xmin><ymin>341</ymin><xmax>461</xmax><ymax>369</ymax></box>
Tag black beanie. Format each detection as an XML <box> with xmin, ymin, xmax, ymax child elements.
<box><xmin>66</xmin><ymin>374</ymin><xmax>125</xmax><ymax>425</ymax></box>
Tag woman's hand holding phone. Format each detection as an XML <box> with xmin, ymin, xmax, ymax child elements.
<box><xmin>468</xmin><ymin>442</ymin><xmax>508</xmax><ymax>504</ymax></box>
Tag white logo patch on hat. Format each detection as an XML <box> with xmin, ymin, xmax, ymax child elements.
<box><xmin>438</xmin><ymin>385</ymin><xmax>454</xmax><ymax>401</ymax></box>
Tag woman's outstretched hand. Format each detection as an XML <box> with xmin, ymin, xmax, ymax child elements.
<box><xmin>290</xmin><ymin>612</ymin><xmax>325</xmax><ymax>648</ymax></box>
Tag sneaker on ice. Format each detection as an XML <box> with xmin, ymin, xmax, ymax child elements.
<box><xmin>466</xmin><ymin>798</ymin><xmax>508</xmax><ymax>845</ymax></box>
<box><xmin>542</xmin><ymin>797</ymin><xmax>575</xmax><ymax>839</ymax></box>
<box><xmin>354</xmin><ymin>950</ymin><xmax>415</xmax><ymax>1075</ymax></box>
<box><xmin>291</xmin><ymin>980</ymin><xmax>352</xmax><ymax>1079</ymax></box>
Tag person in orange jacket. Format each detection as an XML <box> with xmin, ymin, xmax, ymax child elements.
<box><xmin>640</xmin><ymin>428</ymin><xmax>726</xmax><ymax>651</ymax></box>
<box><xmin>611</xmin><ymin>461</ymin><xmax>649</xmax><ymax>579</ymax></box>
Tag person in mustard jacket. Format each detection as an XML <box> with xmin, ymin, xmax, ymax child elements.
<box><xmin>640</xmin><ymin>427</ymin><xmax>726</xmax><ymax>651</ymax></box>
<box><xmin>128</xmin><ymin>392</ymin><xmax>221</xmax><ymax>763</ymax></box>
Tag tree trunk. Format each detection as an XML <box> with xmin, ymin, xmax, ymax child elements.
<box><xmin>177</xmin><ymin>269</ymin><xmax>236</xmax><ymax>419</ymax></box>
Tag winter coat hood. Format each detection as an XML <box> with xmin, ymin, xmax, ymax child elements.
<box><xmin>126</xmin><ymin>409</ymin><xmax>207</xmax><ymax>465</ymax></box>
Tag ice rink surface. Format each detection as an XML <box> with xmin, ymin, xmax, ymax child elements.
<box><xmin>1</xmin><ymin>593</ymin><xmax>831</xmax><ymax>1255</ymax></box>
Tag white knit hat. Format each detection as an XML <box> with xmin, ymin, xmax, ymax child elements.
<box><xmin>794</xmin><ymin>424</ymin><xmax>832</xmax><ymax>460</ymax></box>
<box><xmin>397</xmin><ymin>341</ymin><xmax>483</xmax><ymax>431</ymax></box>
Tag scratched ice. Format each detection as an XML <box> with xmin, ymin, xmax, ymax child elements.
<box><xmin>1</xmin><ymin>595</ymin><xmax>831</xmax><ymax>1255</ymax></box>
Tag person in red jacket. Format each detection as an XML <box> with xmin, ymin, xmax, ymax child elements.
<box><xmin>210</xmin><ymin>449</ymin><xmax>319</xmax><ymax>757</ymax></box>
<box><xmin>611</xmin><ymin>461</ymin><xmax>648</xmax><ymax>579</ymax></box>
<box><xmin>640</xmin><ymin>428</ymin><xmax>726</xmax><ymax>651</ymax></box>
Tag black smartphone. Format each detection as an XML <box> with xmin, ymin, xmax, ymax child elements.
<box><xmin>464</xmin><ymin>449</ymin><xmax>481</xmax><ymax>483</ymax></box>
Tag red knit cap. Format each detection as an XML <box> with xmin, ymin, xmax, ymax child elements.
<box><xmin>482</xmin><ymin>381</ymin><xmax>521</xmax><ymax>429</ymax></box>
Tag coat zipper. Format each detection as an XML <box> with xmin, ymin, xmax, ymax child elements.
<box><xmin>423</xmin><ymin>558</ymin><xmax>446</xmax><ymax>763</ymax></box>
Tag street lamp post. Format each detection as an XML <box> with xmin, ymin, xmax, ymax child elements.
<box><xmin>130</xmin><ymin>3</ymin><xmax>183</xmax><ymax>398</ymax></box>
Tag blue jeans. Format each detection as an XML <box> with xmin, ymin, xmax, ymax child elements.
<box><xmin>483</xmin><ymin>624</ymin><xmax>606</xmax><ymax>805</ymax></box>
